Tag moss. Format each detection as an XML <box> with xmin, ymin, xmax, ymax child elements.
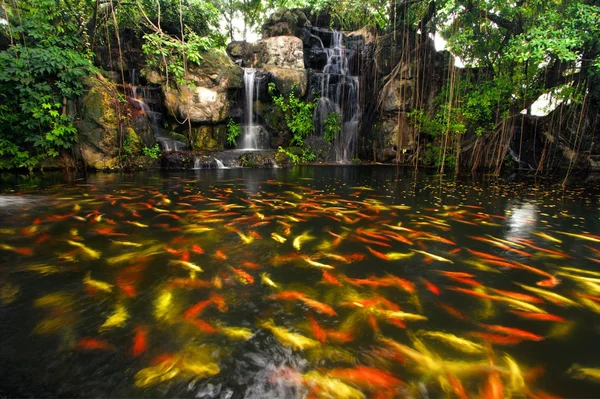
<box><xmin>190</xmin><ymin>126</ymin><xmax>225</xmax><ymax>151</ymax></box>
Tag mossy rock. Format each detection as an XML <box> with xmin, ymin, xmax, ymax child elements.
<box><xmin>190</xmin><ymin>125</ymin><xmax>227</xmax><ymax>151</ymax></box>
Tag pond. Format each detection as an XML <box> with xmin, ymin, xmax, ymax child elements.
<box><xmin>0</xmin><ymin>166</ymin><xmax>599</xmax><ymax>398</ymax></box>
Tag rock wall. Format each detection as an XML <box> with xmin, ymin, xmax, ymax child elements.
<box><xmin>75</xmin><ymin>75</ymin><xmax>157</xmax><ymax>170</ymax></box>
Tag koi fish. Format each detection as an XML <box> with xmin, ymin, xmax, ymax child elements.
<box><xmin>261</xmin><ymin>319</ymin><xmax>320</xmax><ymax>350</ymax></box>
<box><xmin>308</xmin><ymin>314</ymin><xmax>327</xmax><ymax>343</ymax></box>
<box><xmin>218</xmin><ymin>324</ymin><xmax>253</xmax><ymax>340</ymax></box>
<box><xmin>293</xmin><ymin>232</ymin><xmax>315</xmax><ymax>251</ymax></box>
<box><xmin>67</xmin><ymin>240</ymin><xmax>101</xmax><ymax>259</ymax></box>
<box><xmin>417</xmin><ymin>330</ymin><xmax>485</xmax><ymax>354</ymax></box>
<box><xmin>568</xmin><ymin>364</ymin><xmax>600</xmax><ymax>382</ymax></box>
<box><xmin>326</xmin><ymin>365</ymin><xmax>404</xmax><ymax>390</ymax></box>
<box><xmin>509</xmin><ymin>311</ymin><xmax>566</xmax><ymax>322</ymax></box>
<box><xmin>478</xmin><ymin>323</ymin><xmax>544</xmax><ymax>341</ymax></box>
<box><xmin>421</xmin><ymin>278</ymin><xmax>440</xmax><ymax>295</ymax></box>
<box><xmin>83</xmin><ymin>272</ymin><xmax>113</xmax><ymax>293</ymax></box>
<box><xmin>516</xmin><ymin>284</ymin><xmax>578</xmax><ymax>307</ymax></box>
<box><xmin>260</xmin><ymin>272</ymin><xmax>278</xmax><ymax>288</ymax></box>
<box><xmin>76</xmin><ymin>338</ymin><xmax>114</xmax><ymax>351</ymax></box>
<box><xmin>169</xmin><ymin>260</ymin><xmax>203</xmax><ymax>273</ymax></box>
<box><xmin>303</xmin><ymin>256</ymin><xmax>335</xmax><ymax>269</ymax></box>
<box><xmin>412</xmin><ymin>250</ymin><xmax>453</xmax><ymax>263</ymax></box>
<box><xmin>231</xmin><ymin>267</ymin><xmax>254</xmax><ymax>284</ymax></box>
<box><xmin>99</xmin><ymin>304</ymin><xmax>129</xmax><ymax>331</ymax></box>
<box><xmin>271</xmin><ymin>233</ymin><xmax>287</xmax><ymax>243</ymax></box>
<box><xmin>132</xmin><ymin>326</ymin><xmax>148</xmax><ymax>356</ymax></box>
<box><xmin>321</xmin><ymin>271</ymin><xmax>342</xmax><ymax>286</ymax></box>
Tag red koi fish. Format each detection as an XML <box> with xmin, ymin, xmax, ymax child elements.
<box><xmin>231</xmin><ymin>267</ymin><xmax>254</xmax><ymax>284</ymax></box>
<box><xmin>76</xmin><ymin>338</ymin><xmax>114</xmax><ymax>351</ymax></box>
<box><xmin>478</xmin><ymin>323</ymin><xmax>544</xmax><ymax>341</ymax></box>
<box><xmin>327</xmin><ymin>366</ymin><xmax>404</xmax><ymax>390</ymax></box>
<box><xmin>308</xmin><ymin>314</ymin><xmax>327</xmax><ymax>343</ymax></box>
<box><xmin>183</xmin><ymin>298</ymin><xmax>214</xmax><ymax>320</ymax></box>
<box><xmin>421</xmin><ymin>278</ymin><xmax>440</xmax><ymax>295</ymax></box>
<box><xmin>191</xmin><ymin>244</ymin><xmax>204</xmax><ymax>254</ymax></box>
<box><xmin>189</xmin><ymin>319</ymin><xmax>218</xmax><ymax>334</ymax></box>
<box><xmin>132</xmin><ymin>326</ymin><xmax>148</xmax><ymax>356</ymax></box>
<box><xmin>321</xmin><ymin>271</ymin><xmax>342</xmax><ymax>286</ymax></box>
<box><xmin>509</xmin><ymin>311</ymin><xmax>566</xmax><ymax>323</ymax></box>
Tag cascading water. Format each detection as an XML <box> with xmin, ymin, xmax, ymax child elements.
<box><xmin>313</xmin><ymin>31</ymin><xmax>361</xmax><ymax>163</ymax></box>
<box><xmin>240</xmin><ymin>68</ymin><xmax>270</xmax><ymax>150</ymax></box>
<box><xmin>127</xmin><ymin>75</ymin><xmax>185</xmax><ymax>152</ymax></box>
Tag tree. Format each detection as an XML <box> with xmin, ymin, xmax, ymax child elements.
<box><xmin>0</xmin><ymin>0</ymin><xmax>94</xmax><ymax>169</ymax></box>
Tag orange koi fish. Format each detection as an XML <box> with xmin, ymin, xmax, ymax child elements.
<box><xmin>189</xmin><ymin>319</ymin><xmax>218</xmax><ymax>334</ymax></box>
<box><xmin>167</xmin><ymin>278</ymin><xmax>213</xmax><ymax>289</ymax></box>
<box><xmin>356</xmin><ymin>236</ymin><xmax>392</xmax><ymax>247</ymax></box>
<box><xmin>492</xmin><ymin>289</ymin><xmax>543</xmax><ymax>304</ymax></box>
<box><xmin>467</xmin><ymin>332</ymin><xmax>523</xmax><ymax>345</ymax></box>
<box><xmin>509</xmin><ymin>311</ymin><xmax>566</xmax><ymax>323</ymax></box>
<box><xmin>209</xmin><ymin>292</ymin><xmax>227</xmax><ymax>312</ymax></box>
<box><xmin>307</xmin><ymin>314</ymin><xmax>327</xmax><ymax>343</ymax></box>
<box><xmin>327</xmin><ymin>366</ymin><xmax>404</xmax><ymax>390</ymax></box>
<box><xmin>240</xmin><ymin>261</ymin><xmax>261</xmax><ymax>270</ymax></box>
<box><xmin>321</xmin><ymin>271</ymin><xmax>342</xmax><ymax>286</ymax></box>
<box><xmin>191</xmin><ymin>244</ymin><xmax>204</xmax><ymax>254</ymax></box>
<box><xmin>132</xmin><ymin>326</ymin><xmax>148</xmax><ymax>356</ymax></box>
<box><xmin>215</xmin><ymin>250</ymin><xmax>227</xmax><ymax>260</ymax></box>
<box><xmin>231</xmin><ymin>267</ymin><xmax>254</xmax><ymax>284</ymax></box>
<box><xmin>76</xmin><ymin>338</ymin><xmax>114</xmax><ymax>351</ymax></box>
<box><xmin>300</xmin><ymin>297</ymin><xmax>337</xmax><ymax>316</ymax></box>
<box><xmin>183</xmin><ymin>298</ymin><xmax>214</xmax><ymax>320</ymax></box>
<box><xmin>366</xmin><ymin>246</ymin><xmax>391</xmax><ymax>260</ymax></box>
<box><xmin>479</xmin><ymin>323</ymin><xmax>544</xmax><ymax>341</ymax></box>
<box><xmin>421</xmin><ymin>278</ymin><xmax>440</xmax><ymax>295</ymax></box>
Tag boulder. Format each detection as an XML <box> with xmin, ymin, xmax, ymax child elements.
<box><xmin>255</xmin><ymin>100</ymin><xmax>290</xmax><ymax>147</ymax></box>
<box><xmin>381</xmin><ymin>74</ymin><xmax>415</xmax><ymax>113</ymax></box>
<box><xmin>255</xmin><ymin>36</ymin><xmax>305</xmax><ymax>70</ymax></box>
<box><xmin>76</xmin><ymin>76</ymin><xmax>156</xmax><ymax>170</ymax></box>
<box><xmin>264</xmin><ymin>65</ymin><xmax>307</xmax><ymax>97</ymax></box>
<box><xmin>261</xmin><ymin>8</ymin><xmax>310</xmax><ymax>39</ymax></box>
<box><xmin>189</xmin><ymin>125</ymin><xmax>227</xmax><ymax>151</ymax></box>
<box><xmin>163</xmin><ymin>49</ymin><xmax>243</xmax><ymax>124</ymax></box>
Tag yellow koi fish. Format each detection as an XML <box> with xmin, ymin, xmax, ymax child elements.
<box><xmin>261</xmin><ymin>319</ymin><xmax>320</xmax><ymax>350</ymax></box>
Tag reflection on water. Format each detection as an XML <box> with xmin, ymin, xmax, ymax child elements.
<box><xmin>0</xmin><ymin>166</ymin><xmax>599</xmax><ymax>398</ymax></box>
<box><xmin>506</xmin><ymin>202</ymin><xmax>538</xmax><ymax>239</ymax></box>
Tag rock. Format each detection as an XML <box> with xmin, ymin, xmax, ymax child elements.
<box><xmin>380</xmin><ymin>147</ymin><xmax>397</xmax><ymax>162</ymax></box>
<box><xmin>76</xmin><ymin>76</ymin><xmax>157</xmax><ymax>170</ymax></box>
<box><xmin>254</xmin><ymin>36</ymin><xmax>305</xmax><ymax>70</ymax></box>
<box><xmin>304</xmin><ymin>136</ymin><xmax>334</xmax><ymax>162</ymax></box>
<box><xmin>226</xmin><ymin>41</ymin><xmax>253</xmax><ymax>62</ymax></box>
<box><xmin>255</xmin><ymin>100</ymin><xmax>290</xmax><ymax>147</ymax></box>
<box><xmin>190</xmin><ymin>125</ymin><xmax>227</xmax><ymax>151</ymax></box>
<box><xmin>143</xmin><ymin>69</ymin><xmax>164</xmax><ymax>85</ymax></box>
<box><xmin>261</xmin><ymin>8</ymin><xmax>310</xmax><ymax>39</ymax></box>
<box><xmin>163</xmin><ymin>49</ymin><xmax>243</xmax><ymax>124</ymax></box>
<box><xmin>264</xmin><ymin>65</ymin><xmax>307</xmax><ymax>97</ymax></box>
<box><xmin>381</xmin><ymin>77</ymin><xmax>415</xmax><ymax>112</ymax></box>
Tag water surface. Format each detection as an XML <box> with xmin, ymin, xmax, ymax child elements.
<box><xmin>0</xmin><ymin>166</ymin><xmax>599</xmax><ymax>398</ymax></box>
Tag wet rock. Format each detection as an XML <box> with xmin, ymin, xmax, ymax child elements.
<box><xmin>255</xmin><ymin>100</ymin><xmax>290</xmax><ymax>147</ymax></box>
<box><xmin>264</xmin><ymin>65</ymin><xmax>307</xmax><ymax>97</ymax></box>
<box><xmin>189</xmin><ymin>125</ymin><xmax>227</xmax><ymax>151</ymax></box>
<box><xmin>163</xmin><ymin>49</ymin><xmax>243</xmax><ymax>124</ymax></box>
<box><xmin>304</xmin><ymin>136</ymin><xmax>334</xmax><ymax>162</ymax></box>
<box><xmin>76</xmin><ymin>76</ymin><xmax>156</xmax><ymax>170</ymax></box>
<box><xmin>261</xmin><ymin>8</ymin><xmax>310</xmax><ymax>39</ymax></box>
<box><xmin>255</xmin><ymin>36</ymin><xmax>305</xmax><ymax>70</ymax></box>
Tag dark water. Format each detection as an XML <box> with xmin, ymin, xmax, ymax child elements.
<box><xmin>0</xmin><ymin>166</ymin><xmax>599</xmax><ymax>398</ymax></box>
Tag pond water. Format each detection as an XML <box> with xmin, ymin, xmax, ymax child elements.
<box><xmin>0</xmin><ymin>166</ymin><xmax>599</xmax><ymax>398</ymax></box>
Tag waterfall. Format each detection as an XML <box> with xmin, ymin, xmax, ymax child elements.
<box><xmin>313</xmin><ymin>30</ymin><xmax>361</xmax><ymax>163</ymax></box>
<box><xmin>215</xmin><ymin>159</ymin><xmax>225</xmax><ymax>169</ymax></box>
<box><xmin>193</xmin><ymin>156</ymin><xmax>201</xmax><ymax>169</ymax></box>
<box><xmin>240</xmin><ymin>68</ymin><xmax>270</xmax><ymax>150</ymax></box>
<box><xmin>128</xmin><ymin>77</ymin><xmax>185</xmax><ymax>152</ymax></box>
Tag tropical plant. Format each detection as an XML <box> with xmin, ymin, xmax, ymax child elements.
<box><xmin>269</xmin><ymin>83</ymin><xmax>316</xmax><ymax>146</ymax></box>
<box><xmin>323</xmin><ymin>112</ymin><xmax>341</xmax><ymax>144</ymax></box>
<box><xmin>226</xmin><ymin>118</ymin><xmax>242</xmax><ymax>147</ymax></box>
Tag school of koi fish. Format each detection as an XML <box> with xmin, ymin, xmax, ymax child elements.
<box><xmin>0</xmin><ymin>168</ymin><xmax>599</xmax><ymax>398</ymax></box>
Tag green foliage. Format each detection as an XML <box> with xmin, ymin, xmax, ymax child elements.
<box><xmin>351</xmin><ymin>157</ymin><xmax>361</xmax><ymax>163</ymax></box>
<box><xmin>122</xmin><ymin>133</ymin><xmax>135</xmax><ymax>157</ymax></box>
<box><xmin>143</xmin><ymin>144</ymin><xmax>162</xmax><ymax>160</ymax></box>
<box><xmin>269</xmin><ymin>82</ymin><xmax>315</xmax><ymax>146</ymax></box>
<box><xmin>323</xmin><ymin>112</ymin><xmax>341</xmax><ymax>144</ymax></box>
<box><xmin>226</xmin><ymin>118</ymin><xmax>242</xmax><ymax>147</ymax></box>
<box><xmin>0</xmin><ymin>0</ymin><xmax>93</xmax><ymax>169</ymax></box>
<box><xmin>301</xmin><ymin>148</ymin><xmax>316</xmax><ymax>162</ymax></box>
<box><xmin>142</xmin><ymin>30</ymin><xmax>215</xmax><ymax>85</ymax></box>
<box><xmin>138</xmin><ymin>0</ymin><xmax>223</xmax><ymax>38</ymax></box>
<box><xmin>277</xmin><ymin>146</ymin><xmax>300</xmax><ymax>163</ymax></box>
